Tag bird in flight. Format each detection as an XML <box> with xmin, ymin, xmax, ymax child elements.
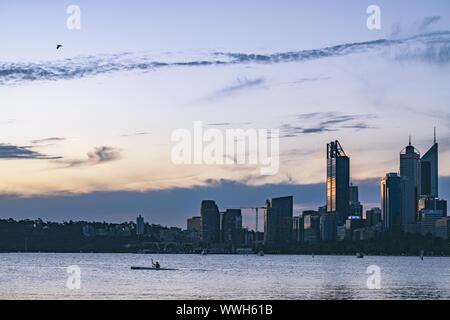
<box><xmin>56</xmin><ymin>44</ymin><xmax>63</xmax><ymax>50</ymax></box>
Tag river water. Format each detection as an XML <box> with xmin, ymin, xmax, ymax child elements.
<box><xmin>0</xmin><ymin>253</ymin><xmax>448</xmax><ymax>299</ymax></box>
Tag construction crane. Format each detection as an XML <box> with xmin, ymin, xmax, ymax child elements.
<box><xmin>240</xmin><ymin>207</ymin><xmax>265</xmax><ymax>232</ymax></box>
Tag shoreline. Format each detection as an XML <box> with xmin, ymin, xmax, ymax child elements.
<box><xmin>1</xmin><ymin>251</ymin><xmax>450</xmax><ymax>257</ymax></box>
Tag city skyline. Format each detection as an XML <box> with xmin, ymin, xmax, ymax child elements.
<box><xmin>1</xmin><ymin>134</ymin><xmax>446</xmax><ymax>233</ymax></box>
<box><xmin>0</xmin><ymin>133</ymin><xmax>447</xmax><ymax>228</ymax></box>
<box><xmin>184</xmin><ymin>136</ymin><xmax>448</xmax><ymax>248</ymax></box>
<box><xmin>1</xmin><ymin>1</ymin><xmax>450</xmax><ymax>227</ymax></box>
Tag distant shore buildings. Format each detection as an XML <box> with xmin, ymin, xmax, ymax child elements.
<box><xmin>187</xmin><ymin>216</ymin><xmax>201</xmax><ymax>232</ymax></box>
<box><xmin>3</xmin><ymin>129</ymin><xmax>449</xmax><ymax>254</ymax></box>
<box><xmin>382</xmin><ymin>131</ymin><xmax>447</xmax><ymax>236</ymax></box>
<box><xmin>186</xmin><ymin>130</ymin><xmax>448</xmax><ymax>249</ymax></box>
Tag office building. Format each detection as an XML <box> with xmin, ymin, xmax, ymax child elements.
<box><xmin>353</xmin><ymin>228</ymin><xmax>375</xmax><ymax>241</ymax></box>
<box><xmin>336</xmin><ymin>225</ymin><xmax>347</xmax><ymax>241</ymax></box>
<box><xmin>349</xmin><ymin>203</ymin><xmax>363</xmax><ymax>217</ymax></box>
<box><xmin>326</xmin><ymin>140</ymin><xmax>350</xmax><ymax>225</ymax></box>
<box><xmin>381</xmin><ymin>173</ymin><xmax>403</xmax><ymax>231</ymax></box>
<box><xmin>366</xmin><ymin>208</ymin><xmax>382</xmax><ymax>227</ymax></box>
<box><xmin>348</xmin><ymin>184</ymin><xmax>363</xmax><ymax>218</ymax></box>
<box><xmin>418</xmin><ymin>197</ymin><xmax>447</xmax><ymax>218</ymax></box>
<box><xmin>292</xmin><ymin>216</ymin><xmax>304</xmax><ymax>242</ymax></box>
<box><xmin>421</xmin><ymin>129</ymin><xmax>438</xmax><ymax>198</ymax></box>
<box><xmin>320</xmin><ymin>214</ymin><xmax>337</xmax><ymax>241</ymax></box>
<box><xmin>317</xmin><ymin>206</ymin><xmax>327</xmax><ymax>215</ymax></box>
<box><xmin>349</xmin><ymin>185</ymin><xmax>359</xmax><ymax>202</ymax></box>
<box><xmin>222</xmin><ymin>209</ymin><xmax>243</xmax><ymax>246</ymax></box>
<box><xmin>435</xmin><ymin>217</ymin><xmax>450</xmax><ymax>240</ymax></box>
<box><xmin>264</xmin><ymin>196</ymin><xmax>293</xmax><ymax>244</ymax></box>
<box><xmin>303</xmin><ymin>212</ymin><xmax>321</xmax><ymax>243</ymax></box>
<box><xmin>400</xmin><ymin>138</ymin><xmax>421</xmax><ymax>225</ymax></box>
<box><xmin>136</xmin><ymin>214</ymin><xmax>145</xmax><ymax>235</ymax></box>
<box><xmin>187</xmin><ymin>216</ymin><xmax>201</xmax><ymax>232</ymax></box>
<box><xmin>348</xmin><ymin>185</ymin><xmax>363</xmax><ymax>218</ymax></box>
<box><xmin>420</xmin><ymin>210</ymin><xmax>443</xmax><ymax>236</ymax></box>
<box><xmin>345</xmin><ymin>216</ymin><xmax>365</xmax><ymax>231</ymax></box>
<box><xmin>200</xmin><ymin>200</ymin><xmax>220</xmax><ymax>244</ymax></box>
<box><xmin>304</xmin><ymin>210</ymin><xmax>319</xmax><ymax>216</ymax></box>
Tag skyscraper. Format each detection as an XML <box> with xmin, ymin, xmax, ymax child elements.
<box><xmin>292</xmin><ymin>216</ymin><xmax>304</xmax><ymax>242</ymax></box>
<box><xmin>264</xmin><ymin>196</ymin><xmax>293</xmax><ymax>244</ymax></box>
<box><xmin>366</xmin><ymin>208</ymin><xmax>382</xmax><ymax>227</ymax></box>
<box><xmin>326</xmin><ymin>140</ymin><xmax>350</xmax><ymax>225</ymax></box>
<box><xmin>421</xmin><ymin>129</ymin><xmax>438</xmax><ymax>198</ymax></box>
<box><xmin>417</xmin><ymin>130</ymin><xmax>447</xmax><ymax>223</ymax></box>
<box><xmin>222</xmin><ymin>209</ymin><xmax>243</xmax><ymax>246</ymax></box>
<box><xmin>320</xmin><ymin>214</ymin><xmax>337</xmax><ymax>241</ymax></box>
<box><xmin>418</xmin><ymin>197</ymin><xmax>447</xmax><ymax>217</ymax></box>
<box><xmin>381</xmin><ymin>173</ymin><xmax>403</xmax><ymax>231</ymax></box>
<box><xmin>419</xmin><ymin>210</ymin><xmax>442</xmax><ymax>236</ymax></box>
<box><xmin>200</xmin><ymin>200</ymin><xmax>220</xmax><ymax>244</ymax></box>
<box><xmin>349</xmin><ymin>184</ymin><xmax>363</xmax><ymax>218</ymax></box>
<box><xmin>303</xmin><ymin>211</ymin><xmax>321</xmax><ymax>243</ymax></box>
<box><xmin>136</xmin><ymin>214</ymin><xmax>145</xmax><ymax>235</ymax></box>
<box><xmin>400</xmin><ymin>138</ymin><xmax>421</xmax><ymax>225</ymax></box>
<box><xmin>349</xmin><ymin>185</ymin><xmax>359</xmax><ymax>202</ymax></box>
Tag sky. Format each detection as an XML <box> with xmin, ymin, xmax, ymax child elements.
<box><xmin>0</xmin><ymin>1</ymin><xmax>449</xmax><ymax>228</ymax></box>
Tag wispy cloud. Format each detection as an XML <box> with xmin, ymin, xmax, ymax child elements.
<box><xmin>206</xmin><ymin>77</ymin><xmax>266</xmax><ymax>101</ymax></box>
<box><xmin>56</xmin><ymin>146</ymin><xmax>122</xmax><ymax>168</ymax></box>
<box><xmin>392</xmin><ymin>16</ymin><xmax>442</xmax><ymax>39</ymax></box>
<box><xmin>391</xmin><ymin>33</ymin><xmax>450</xmax><ymax>64</ymax></box>
<box><xmin>206</xmin><ymin>122</ymin><xmax>231</xmax><ymax>126</ymax></box>
<box><xmin>419</xmin><ymin>16</ymin><xmax>441</xmax><ymax>33</ymax></box>
<box><xmin>208</xmin><ymin>121</ymin><xmax>253</xmax><ymax>126</ymax></box>
<box><xmin>216</xmin><ymin>31</ymin><xmax>450</xmax><ymax>65</ymax></box>
<box><xmin>280</xmin><ymin>123</ymin><xmax>334</xmax><ymax>137</ymax></box>
<box><xmin>121</xmin><ymin>132</ymin><xmax>150</xmax><ymax>137</ymax></box>
<box><xmin>1</xmin><ymin>30</ymin><xmax>449</xmax><ymax>86</ymax></box>
<box><xmin>0</xmin><ymin>144</ymin><xmax>61</xmax><ymax>160</ymax></box>
<box><xmin>280</xmin><ymin>112</ymin><xmax>376</xmax><ymax>138</ymax></box>
<box><xmin>30</xmin><ymin>137</ymin><xmax>66</xmax><ymax>144</ymax></box>
<box><xmin>287</xmin><ymin>76</ymin><xmax>330</xmax><ymax>86</ymax></box>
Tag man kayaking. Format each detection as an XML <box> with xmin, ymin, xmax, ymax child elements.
<box><xmin>151</xmin><ymin>259</ymin><xmax>161</xmax><ymax>269</ymax></box>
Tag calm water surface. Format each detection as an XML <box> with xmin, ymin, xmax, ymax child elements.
<box><xmin>0</xmin><ymin>253</ymin><xmax>448</xmax><ymax>299</ymax></box>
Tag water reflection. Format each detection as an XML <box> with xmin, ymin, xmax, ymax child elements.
<box><xmin>316</xmin><ymin>283</ymin><xmax>355</xmax><ymax>300</ymax></box>
<box><xmin>389</xmin><ymin>283</ymin><xmax>443</xmax><ymax>300</ymax></box>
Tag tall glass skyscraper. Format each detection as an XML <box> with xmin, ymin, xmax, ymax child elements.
<box><xmin>400</xmin><ymin>138</ymin><xmax>421</xmax><ymax>226</ymax></box>
<box><xmin>264</xmin><ymin>196</ymin><xmax>293</xmax><ymax>244</ymax></box>
<box><xmin>421</xmin><ymin>130</ymin><xmax>438</xmax><ymax>198</ymax></box>
<box><xmin>200</xmin><ymin>200</ymin><xmax>220</xmax><ymax>245</ymax></box>
<box><xmin>381</xmin><ymin>173</ymin><xmax>403</xmax><ymax>231</ymax></box>
<box><xmin>222</xmin><ymin>209</ymin><xmax>243</xmax><ymax>246</ymax></box>
<box><xmin>326</xmin><ymin>140</ymin><xmax>350</xmax><ymax>225</ymax></box>
<box><xmin>136</xmin><ymin>214</ymin><xmax>145</xmax><ymax>235</ymax></box>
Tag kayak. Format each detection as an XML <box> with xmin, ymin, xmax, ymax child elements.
<box><xmin>131</xmin><ymin>266</ymin><xmax>177</xmax><ymax>270</ymax></box>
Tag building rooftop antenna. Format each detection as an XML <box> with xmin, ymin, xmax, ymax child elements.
<box><xmin>434</xmin><ymin>127</ymin><xmax>437</xmax><ymax>144</ymax></box>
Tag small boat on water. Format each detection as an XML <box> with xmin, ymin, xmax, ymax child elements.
<box><xmin>356</xmin><ymin>252</ymin><xmax>364</xmax><ymax>258</ymax></box>
<box><xmin>201</xmin><ymin>249</ymin><xmax>207</xmax><ymax>255</ymax></box>
<box><xmin>131</xmin><ymin>266</ymin><xmax>177</xmax><ymax>270</ymax></box>
<box><xmin>420</xmin><ymin>250</ymin><xmax>424</xmax><ymax>260</ymax></box>
<box><xmin>257</xmin><ymin>251</ymin><xmax>264</xmax><ymax>256</ymax></box>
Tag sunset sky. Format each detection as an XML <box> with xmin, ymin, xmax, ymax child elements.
<box><xmin>0</xmin><ymin>0</ymin><xmax>449</xmax><ymax>227</ymax></box>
